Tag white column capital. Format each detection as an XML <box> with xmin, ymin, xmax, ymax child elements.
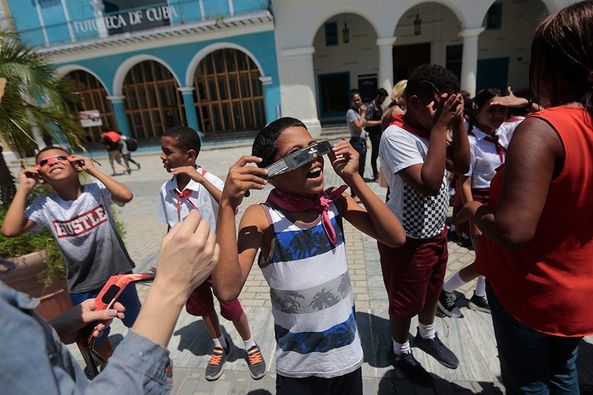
<box><xmin>459</xmin><ymin>27</ymin><xmax>485</xmax><ymax>39</ymax></box>
<box><xmin>280</xmin><ymin>46</ymin><xmax>315</xmax><ymax>58</ymax></box>
<box><xmin>178</xmin><ymin>87</ymin><xmax>195</xmax><ymax>93</ymax></box>
<box><xmin>376</xmin><ymin>36</ymin><xmax>397</xmax><ymax>47</ymax></box>
<box><xmin>106</xmin><ymin>95</ymin><xmax>125</xmax><ymax>103</ymax></box>
<box><xmin>259</xmin><ymin>76</ymin><xmax>273</xmax><ymax>85</ymax></box>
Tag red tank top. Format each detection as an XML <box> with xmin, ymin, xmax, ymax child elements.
<box><xmin>475</xmin><ymin>106</ymin><xmax>593</xmax><ymax>336</ymax></box>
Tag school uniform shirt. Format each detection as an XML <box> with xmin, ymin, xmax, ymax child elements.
<box><xmin>466</xmin><ymin>121</ymin><xmax>521</xmax><ymax>189</ymax></box>
<box><xmin>379</xmin><ymin>124</ymin><xmax>449</xmax><ymax>239</ymax></box>
<box><xmin>24</xmin><ymin>181</ymin><xmax>134</xmax><ymax>293</ymax></box>
<box><xmin>156</xmin><ymin>167</ymin><xmax>224</xmax><ymax>230</ymax></box>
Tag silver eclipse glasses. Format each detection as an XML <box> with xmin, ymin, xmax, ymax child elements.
<box><xmin>265</xmin><ymin>140</ymin><xmax>339</xmax><ymax>178</ymax></box>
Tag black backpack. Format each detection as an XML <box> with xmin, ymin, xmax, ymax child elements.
<box><xmin>125</xmin><ymin>137</ymin><xmax>138</xmax><ymax>152</ymax></box>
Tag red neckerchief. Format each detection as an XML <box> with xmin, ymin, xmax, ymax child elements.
<box><xmin>267</xmin><ymin>185</ymin><xmax>348</xmax><ymax>247</ymax></box>
<box><xmin>174</xmin><ymin>189</ymin><xmax>198</xmax><ymax>221</ymax></box>
<box><xmin>469</xmin><ymin>130</ymin><xmax>506</xmax><ymax>164</ymax></box>
<box><xmin>390</xmin><ymin>114</ymin><xmax>430</xmax><ymax>139</ymax></box>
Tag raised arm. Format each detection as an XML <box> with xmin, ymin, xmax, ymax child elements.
<box><xmin>70</xmin><ymin>155</ymin><xmax>133</xmax><ymax>204</ymax></box>
<box><xmin>446</xmin><ymin>102</ymin><xmax>470</xmax><ymax>174</ymax></box>
<box><xmin>1</xmin><ymin>167</ymin><xmax>40</xmax><ymax>236</ymax></box>
<box><xmin>329</xmin><ymin>140</ymin><xmax>405</xmax><ymax>248</ymax></box>
<box><xmin>399</xmin><ymin>94</ymin><xmax>462</xmax><ymax>196</ymax></box>
<box><xmin>459</xmin><ymin>117</ymin><xmax>562</xmax><ymax>249</ymax></box>
<box><xmin>170</xmin><ymin>166</ymin><xmax>222</xmax><ymax>203</ymax></box>
<box><xmin>212</xmin><ymin>156</ymin><xmax>269</xmax><ymax>302</ymax></box>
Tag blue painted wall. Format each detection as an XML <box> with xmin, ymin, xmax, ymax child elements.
<box><xmin>8</xmin><ymin>0</ymin><xmax>270</xmax><ymax>47</ymax></box>
<box><xmin>40</xmin><ymin>0</ymin><xmax>70</xmax><ymax>45</ymax></box>
<box><xmin>7</xmin><ymin>0</ymin><xmax>45</xmax><ymax>45</ymax></box>
<box><xmin>54</xmin><ymin>30</ymin><xmax>281</xmax><ymax>125</ymax></box>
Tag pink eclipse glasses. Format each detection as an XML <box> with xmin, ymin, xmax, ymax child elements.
<box><xmin>35</xmin><ymin>155</ymin><xmax>71</xmax><ymax>170</ymax></box>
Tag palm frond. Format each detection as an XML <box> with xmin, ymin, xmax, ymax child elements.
<box><xmin>0</xmin><ymin>29</ymin><xmax>84</xmax><ymax>155</ymax></box>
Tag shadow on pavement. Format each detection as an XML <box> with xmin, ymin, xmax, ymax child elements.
<box><xmin>173</xmin><ymin>321</ymin><xmax>240</xmax><ymax>362</ymax></box>
<box><xmin>356</xmin><ymin>310</ymin><xmax>392</xmax><ymax>368</ymax></box>
<box><xmin>379</xmin><ymin>369</ymin><xmax>504</xmax><ymax>394</ymax></box>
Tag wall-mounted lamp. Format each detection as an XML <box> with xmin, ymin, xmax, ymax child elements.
<box><xmin>413</xmin><ymin>10</ymin><xmax>422</xmax><ymax>36</ymax></box>
<box><xmin>342</xmin><ymin>21</ymin><xmax>350</xmax><ymax>44</ymax></box>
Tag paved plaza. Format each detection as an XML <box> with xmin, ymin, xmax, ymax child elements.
<box><xmin>62</xmin><ymin>141</ymin><xmax>593</xmax><ymax>394</ymax></box>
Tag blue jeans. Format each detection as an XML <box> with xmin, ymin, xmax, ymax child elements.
<box><xmin>349</xmin><ymin>137</ymin><xmax>366</xmax><ymax>179</ymax></box>
<box><xmin>70</xmin><ymin>283</ymin><xmax>142</xmax><ymax>343</ymax></box>
<box><xmin>487</xmin><ymin>283</ymin><xmax>581</xmax><ymax>394</ymax></box>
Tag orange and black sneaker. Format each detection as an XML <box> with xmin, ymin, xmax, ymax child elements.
<box><xmin>246</xmin><ymin>344</ymin><xmax>266</xmax><ymax>380</ymax></box>
<box><xmin>205</xmin><ymin>344</ymin><xmax>228</xmax><ymax>381</ymax></box>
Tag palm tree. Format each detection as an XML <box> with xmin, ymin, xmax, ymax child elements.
<box><xmin>0</xmin><ymin>31</ymin><xmax>83</xmax><ymax>206</ymax></box>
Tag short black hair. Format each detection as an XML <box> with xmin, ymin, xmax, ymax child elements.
<box><xmin>252</xmin><ymin>117</ymin><xmax>307</xmax><ymax>168</ymax></box>
<box><xmin>35</xmin><ymin>146</ymin><xmax>70</xmax><ymax>162</ymax></box>
<box><xmin>162</xmin><ymin>126</ymin><xmax>201</xmax><ymax>155</ymax></box>
<box><xmin>405</xmin><ymin>64</ymin><xmax>460</xmax><ymax>101</ymax></box>
<box><xmin>376</xmin><ymin>88</ymin><xmax>389</xmax><ymax>97</ymax></box>
<box><xmin>350</xmin><ymin>89</ymin><xmax>361</xmax><ymax>100</ymax></box>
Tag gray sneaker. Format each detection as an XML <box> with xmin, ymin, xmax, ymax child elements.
<box><xmin>413</xmin><ymin>328</ymin><xmax>459</xmax><ymax>369</ymax></box>
<box><xmin>205</xmin><ymin>343</ymin><xmax>229</xmax><ymax>381</ymax></box>
<box><xmin>246</xmin><ymin>344</ymin><xmax>266</xmax><ymax>380</ymax></box>
<box><xmin>437</xmin><ymin>290</ymin><xmax>463</xmax><ymax>318</ymax></box>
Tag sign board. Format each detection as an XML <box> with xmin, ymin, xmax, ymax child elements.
<box><xmin>79</xmin><ymin>110</ymin><xmax>103</xmax><ymax>128</ymax></box>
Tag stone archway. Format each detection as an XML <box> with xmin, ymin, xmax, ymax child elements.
<box><xmin>64</xmin><ymin>70</ymin><xmax>115</xmax><ymax>144</ymax></box>
<box><xmin>313</xmin><ymin>13</ymin><xmax>379</xmax><ymax>123</ymax></box>
<box><xmin>122</xmin><ymin>60</ymin><xmax>186</xmax><ymax>139</ymax></box>
<box><xmin>476</xmin><ymin>0</ymin><xmax>548</xmax><ymax>92</ymax></box>
<box><xmin>192</xmin><ymin>48</ymin><xmax>265</xmax><ymax>134</ymax></box>
<box><xmin>393</xmin><ymin>3</ymin><xmax>462</xmax><ymax>83</ymax></box>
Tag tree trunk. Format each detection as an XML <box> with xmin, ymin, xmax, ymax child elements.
<box><xmin>0</xmin><ymin>145</ymin><xmax>17</xmax><ymax>207</ymax></box>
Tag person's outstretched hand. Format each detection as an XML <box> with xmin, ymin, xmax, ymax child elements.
<box><xmin>50</xmin><ymin>300</ymin><xmax>126</xmax><ymax>344</ymax></box>
<box><xmin>133</xmin><ymin>210</ymin><xmax>219</xmax><ymax>348</ymax></box>
<box><xmin>155</xmin><ymin>210</ymin><xmax>219</xmax><ymax>300</ymax></box>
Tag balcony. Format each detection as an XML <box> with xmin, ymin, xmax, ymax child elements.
<box><xmin>14</xmin><ymin>0</ymin><xmax>271</xmax><ymax>54</ymax></box>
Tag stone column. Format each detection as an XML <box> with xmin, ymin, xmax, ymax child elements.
<box><xmin>377</xmin><ymin>36</ymin><xmax>397</xmax><ymax>93</ymax></box>
<box><xmin>178</xmin><ymin>87</ymin><xmax>200</xmax><ymax>133</ymax></box>
<box><xmin>459</xmin><ymin>27</ymin><xmax>485</xmax><ymax>96</ymax></box>
<box><xmin>278</xmin><ymin>46</ymin><xmax>321</xmax><ymax>137</ymax></box>
<box><xmin>106</xmin><ymin>95</ymin><xmax>131</xmax><ymax>137</ymax></box>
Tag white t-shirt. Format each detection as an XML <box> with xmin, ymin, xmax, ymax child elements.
<box><xmin>25</xmin><ymin>181</ymin><xmax>134</xmax><ymax>292</ymax></box>
<box><xmin>467</xmin><ymin>119</ymin><xmax>522</xmax><ymax>189</ymax></box>
<box><xmin>156</xmin><ymin>167</ymin><xmax>224</xmax><ymax>230</ymax></box>
<box><xmin>379</xmin><ymin>125</ymin><xmax>449</xmax><ymax>239</ymax></box>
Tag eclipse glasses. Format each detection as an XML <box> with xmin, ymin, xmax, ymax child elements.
<box><xmin>77</xmin><ymin>270</ymin><xmax>155</xmax><ymax>378</ymax></box>
<box><xmin>265</xmin><ymin>140</ymin><xmax>339</xmax><ymax>178</ymax></box>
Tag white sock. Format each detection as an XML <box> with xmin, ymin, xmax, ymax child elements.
<box><xmin>419</xmin><ymin>322</ymin><xmax>436</xmax><ymax>340</ymax></box>
<box><xmin>213</xmin><ymin>335</ymin><xmax>227</xmax><ymax>349</ymax></box>
<box><xmin>393</xmin><ymin>339</ymin><xmax>411</xmax><ymax>356</ymax></box>
<box><xmin>443</xmin><ymin>272</ymin><xmax>467</xmax><ymax>293</ymax></box>
<box><xmin>475</xmin><ymin>276</ymin><xmax>487</xmax><ymax>297</ymax></box>
<box><xmin>244</xmin><ymin>337</ymin><xmax>256</xmax><ymax>350</ymax></box>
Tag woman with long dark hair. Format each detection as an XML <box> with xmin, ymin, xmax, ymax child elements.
<box><xmin>460</xmin><ymin>2</ymin><xmax>593</xmax><ymax>393</ymax></box>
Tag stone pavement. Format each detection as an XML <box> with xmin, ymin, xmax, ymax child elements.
<box><xmin>64</xmin><ymin>144</ymin><xmax>593</xmax><ymax>394</ymax></box>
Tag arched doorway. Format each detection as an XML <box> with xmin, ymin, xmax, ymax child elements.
<box><xmin>393</xmin><ymin>3</ymin><xmax>461</xmax><ymax>83</ymax></box>
<box><xmin>477</xmin><ymin>0</ymin><xmax>547</xmax><ymax>92</ymax></box>
<box><xmin>122</xmin><ymin>60</ymin><xmax>186</xmax><ymax>139</ymax></box>
<box><xmin>313</xmin><ymin>13</ymin><xmax>378</xmax><ymax>123</ymax></box>
<box><xmin>64</xmin><ymin>70</ymin><xmax>114</xmax><ymax>143</ymax></box>
<box><xmin>192</xmin><ymin>48</ymin><xmax>265</xmax><ymax>134</ymax></box>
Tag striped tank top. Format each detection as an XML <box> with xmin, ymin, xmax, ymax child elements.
<box><xmin>259</xmin><ymin>201</ymin><xmax>363</xmax><ymax>378</ymax></box>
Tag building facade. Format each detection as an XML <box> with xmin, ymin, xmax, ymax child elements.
<box><xmin>1</xmin><ymin>0</ymin><xmax>578</xmax><ymax>142</ymax></box>
<box><xmin>4</xmin><ymin>0</ymin><xmax>279</xmax><ymax>144</ymax></box>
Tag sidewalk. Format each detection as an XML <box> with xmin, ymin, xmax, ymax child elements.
<box><xmin>65</xmin><ymin>145</ymin><xmax>592</xmax><ymax>394</ymax></box>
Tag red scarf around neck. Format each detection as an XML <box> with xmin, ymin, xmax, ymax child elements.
<box><xmin>267</xmin><ymin>185</ymin><xmax>348</xmax><ymax>247</ymax></box>
<box><xmin>390</xmin><ymin>114</ymin><xmax>430</xmax><ymax>139</ymax></box>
